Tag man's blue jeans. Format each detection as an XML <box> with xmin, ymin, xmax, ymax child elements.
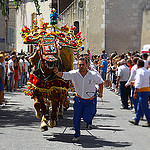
<box><xmin>24</xmin><ymin>72</ymin><xmax>27</xmax><ymax>85</ymax></box>
<box><xmin>134</xmin><ymin>92</ymin><xmax>150</xmax><ymax>123</ymax></box>
<box><xmin>132</xmin><ymin>86</ymin><xmax>144</xmax><ymax>117</ymax></box>
<box><xmin>8</xmin><ymin>72</ymin><xmax>14</xmax><ymax>91</ymax></box>
<box><xmin>73</xmin><ymin>96</ymin><xmax>95</xmax><ymax>137</ymax></box>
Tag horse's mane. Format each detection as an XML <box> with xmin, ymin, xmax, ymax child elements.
<box><xmin>60</xmin><ymin>47</ymin><xmax>74</xmax><ymax>71</ymax></box>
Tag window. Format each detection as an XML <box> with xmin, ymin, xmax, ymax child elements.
<box><xmin>9</xmin><ymin>27</ymin><xmax>14</xmax><ymax>45</ymax></box>
<box><xmin>74</xmin><ymin>21</ymin><xmax>79</xmax><ymax>35</ymax></box>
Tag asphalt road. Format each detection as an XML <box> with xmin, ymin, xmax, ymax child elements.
<box><xmin>0</xmin><ymin>87</ymin><xmax>150</xmax><ymax>150</ymax></box>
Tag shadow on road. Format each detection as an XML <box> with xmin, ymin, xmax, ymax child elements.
<box><xmin>0</xmin><ymin>109</ymin><xmax>39</xmax><ymax>128</ymax></box>
<box><xmin>0</xmin><ymin>90</ymin><xmax>129</xmax><ymax>149</ymax></box>
<box><xmin>42</xmin><ymin>105</ymin><xmax>126</xmax><ymax>149</ymax></box>
<box><xmin>44</xmin><ymin>133</ymin><xmax>132</xmax><ymax>148</ymax></box>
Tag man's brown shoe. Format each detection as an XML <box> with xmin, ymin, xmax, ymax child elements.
<box><xmin>129</xmin><ymin>119</ymin><xmax>138</xmax><ymax>125</ymax></box>
<box><xmin>142</xmin><ymin>123</ymin><xmax>150</xmax><ymax>127</ymax></box>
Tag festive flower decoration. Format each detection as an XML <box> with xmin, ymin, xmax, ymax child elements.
<box><xmin>70</xmin><ymin>26</ymin><xmax>76</xmax><ymax>31</ymax></box>
<box><xmin>20</xmin><ymin>23</ymin><xmax>85</xmax><ymax>52</ymax></box>
<box><xmin>40</xmin><ymin>30</ymin><xmax>47</xmax><ymax>36</ymax></box>
<box><xmin>21</xmin><ymin>9</ymin><xmax>86</xmax><ymax>107</ymax></box>
<box><xmin>33</xmin><ymin>32</ymin><xmax>39</xmax><ymax>37</ymax></box>
<box><xmin>76</xmin><ymin>32</ymin><xmax>81</xmax><ymax>39</ymax></box>
<box><xmin>43</xmin><ymin>55</ymin><xmax>57</xmax><ymax>62</ymax></box>
<box><xmin>42</xmin><ymin>22</ymin><xmax>48</xmax><ymax>29</ymax></box>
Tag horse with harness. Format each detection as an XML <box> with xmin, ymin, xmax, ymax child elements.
<box><xmin>21</xmin><ymin>12</ymin><xmax>85</xmax><ymax>131</ymax></box>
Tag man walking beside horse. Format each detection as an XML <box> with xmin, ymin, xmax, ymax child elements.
<box><xmin>53</xmin><ymin>57</ymin><xmax>103</xmax><ymax>142</ymax></box>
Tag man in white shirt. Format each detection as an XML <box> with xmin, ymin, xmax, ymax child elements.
<box><xmin>116</xmin><ymin>59</ymin><xmax>130</xmax><ymax>109</ymax></box>
<box><xmin>0</xmin><ymin>52</ymin><xmax>6</xmax><ymax>80</ymax></box>
<box><xmin>18</xmin><ymin>56</ymin><xmax>24</xmax><ymax>88</ymax></box>
<box><xmin>53</xmin><ymin>57</ymin><xmax>103</xmax><ymax>142</ymax></box>
<box><xmin>129</xmin><ymin>59</ymin><xmax>150</xmax><ymax>127</ymax></box>
<box><xmin>147</xmin><ymin>56</ymin><xmax>150</xmax><ymax>86</ymax></box>
<box><xmin>86</xmin><ymin>56</ymin><xmax>104</xmax><ymax>128</ymax></box>
<box><xmin>125</xmin><ymin>57</ymin><xmax>140</xmax><ymax>113</ymax></box>
<box><xmin>142</xmin><ymin>53</ymin><xmax>148</xmax><ymax>68</ymax></box>
<box><xmin>8</xmin><ymin>55</ymin><xmax>15</xmax><ymax>92</ymax></box>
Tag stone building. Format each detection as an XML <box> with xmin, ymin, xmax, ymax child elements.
<box><xmin>0</xmin><ymin>12</ymin><xmax>6</xmax><ymax>52</ymax></box>
<box><xmin>58</xmin><ymin>0</ymin><xmax>105</xmax><ymax>55</ymax></box>
<box><xmin>52</xmin><ymin>0</ymin><xmax>74</xmax><ymax>14</ymax></box>
<box><xmin>58</xmin><ymin>0</ymin><xmax>150</xmax><ymax>55</ymax></box>
<box><xmin>0</xmin><ymin>0</ymin><xmax>16</xmax><ymax>52</ymax></box>
<box><xmin>9</xmin><ymin>0</ymin><xmax>150</xmax><ymax>54</ymax></box>
<box><xmin>141</xmin><ymin>9</ymin><xmax>150</xmax><ymax>47</ymax></box>
<box><xmin>8</xmin><ymin>0</ymin><xmax>16</xmax><ymax>52</ymax></box>
<box><xmin>105</xmin><ymin>0</ymin><xmax>150</xmax><ymax>54</ymax></box>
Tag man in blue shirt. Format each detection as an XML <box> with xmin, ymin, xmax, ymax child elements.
<box><xmin>100</xmin><ymin>57</ymin><xmax>107</xmax><ymax>82</ymax></box>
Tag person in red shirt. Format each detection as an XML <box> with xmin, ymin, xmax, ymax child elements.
<box><xmin>127</xmin><ymin>59</ymin><xmax>133</xmax><ymax>71</ymax></box>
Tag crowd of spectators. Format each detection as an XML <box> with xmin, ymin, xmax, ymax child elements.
<box><xmin>0</xmin><ymin>51</ymin><xmax>30</xmax><ymax>105</ymax></box>
<box><xmin>73</xmin><ymin>50</ymin><xmax>150</xmax><ymax>117</ymax></box>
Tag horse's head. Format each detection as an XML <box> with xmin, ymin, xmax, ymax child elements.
<box><xmin>29</xmin><ymin>38</ymin><xmax>62</xmax><ymax>72</ymax></box>
<box><xmin>39</xmin><ymin>43</ymin><xmax>59</xmax><ymax>70</ymax></box>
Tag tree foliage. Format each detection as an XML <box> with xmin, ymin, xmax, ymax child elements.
<box><xmin>0</xmin><ymin>0</ymin><xmax>41</xmax><ymax>16</ymax></box>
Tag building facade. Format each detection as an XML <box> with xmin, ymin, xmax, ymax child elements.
<box><xmin>52</xmin><ymin>0</ymin><xmax>74</xmax><ymax>14</ymax></box>
<box><xmin>58</xmin><ymin>0</ymin><xmax>105</xmax><ymax>55</ymax></box>
<box><xmin>10</xmin><ymin>0</ymin><xmax>150</xmax><ymax>54</ymax></box>
<box><xmin>0</xmin><ymin>12</ymin><xmax>6</xmax><ymax>52</ymax></box>
<box><xmin>8</xmin><ymin>0</ymin><xmax>16</xmax><ymax>52</ymax></box>
<box><xmin>105</xmin><ymin>0</ymin><xmax>150</xmax><ymax>54</ymax></box>
<box><xmin>141</xmin><ymin>9</ymin><xmax>150</xmax><ymax>47</ymax></box>
<box><xmin>58</xmin><ymin>0</ymin><xmax>150</xmax><ymax>55</ymax></box>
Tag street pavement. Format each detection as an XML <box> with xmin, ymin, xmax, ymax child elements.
<box><xmin>0</xmin><ymin>87</ymin><xmax>150</xmax><ymax>150</ymax></box>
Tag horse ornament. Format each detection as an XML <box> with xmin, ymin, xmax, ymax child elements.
<box><xmin>21</xmin><ymin>9</ymin><xmax>85</xmax><ymax>132</ymax></box>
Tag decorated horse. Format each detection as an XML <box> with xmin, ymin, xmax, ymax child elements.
<box><xmin>21</xmin><ymin>9</ymin><xmax>85</xmax><ymax>131</ymax></box>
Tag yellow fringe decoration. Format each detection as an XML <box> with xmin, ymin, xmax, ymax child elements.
<box><xmin>27</xmin><ymin>82</ymin><xmax>68</xmax><ymax>94</ymax></box>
